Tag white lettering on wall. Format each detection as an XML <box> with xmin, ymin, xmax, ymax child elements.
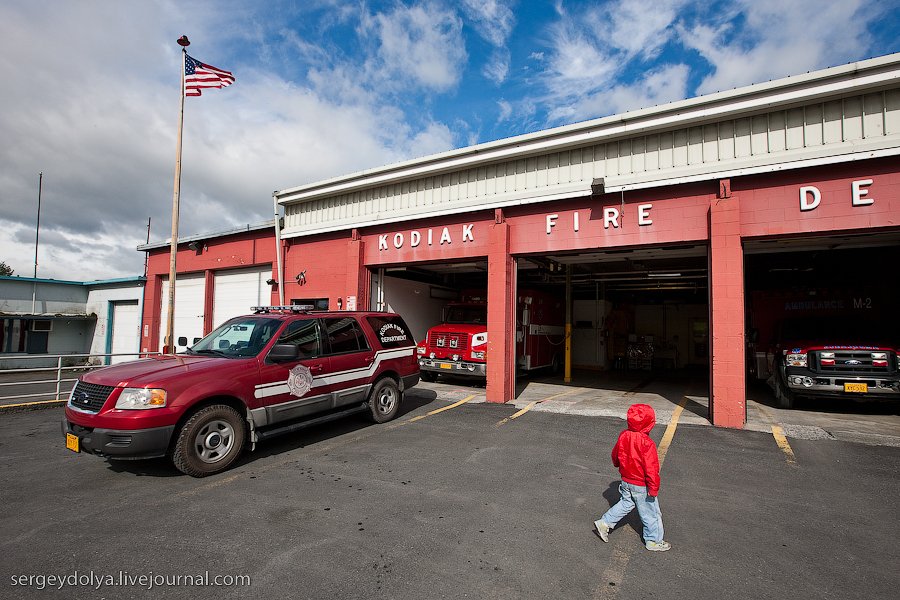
<box><xmin>546</xmin><ymin>214</ymin><xmax>558</xmax><ymax>234</ymax></box>
<box><xmin>799</xmin><ymin>186</ymin><xmax>821</xmax><ymax>211</ymax></box>
<box><xmin>462</xmin><ymin>224</ymin><xmax>474</xmax><ymax>242</ymax></box>
<box><xmin>393</xmin><ymin>233</ymin><xmax>404</xmax><ymax>248</ymax></box>
<box><xmin>378</xmin><ymin>224</ymin><xmax>478</xmax><ymax>251</ymax></box>
<box><xmin>852</xmin><ymin>179</ymin><xmax>874</xmax><ymax>206</ymax></box>
<box><xmin>439</xmin><ymin>227</ymin><xmax>452</xmax><ymax>245</ymax></box>
<box><xmin>637</xmin><ymin>204</ymin><xmax>653</xmax><ymax>226</ymax></box>
<box><xmin>379</xmin><ymin>234</ymin><xmax>388</xmax><ymax>250</ymax></box>
<box><xmin>410</xmin><ymin>231</ymin><xmax>421</xmax><ymax>247</ymax></box>
<box><xmin>603</xmin><ymin>207</ymin><xmax>620</xmax><ymax>229</ymax></box>
<box><xmin>574</xmin><ymin>212</ymin><xmax>580</xmax><ymax>232</ymax></box>
<box><xmin>428</xmin><ymin>229</ymin><xmax>433</xmax><ymax>245</ymax></box>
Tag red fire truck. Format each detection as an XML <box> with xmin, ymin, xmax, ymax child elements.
<box><xmin>416</xmin><ymin>289</ymin><xmax>565</xmax><ymax>381</ymax></box>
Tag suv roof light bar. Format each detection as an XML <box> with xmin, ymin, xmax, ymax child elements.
<box><xmin>252</xmin><ymin>305</ymin><xmax>315</xmax><ymax>314</ymax></box>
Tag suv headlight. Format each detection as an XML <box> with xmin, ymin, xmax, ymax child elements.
<box><xmin>115</xmin><ymin>388</ymin><xmax>167</xmax><ymax>410</ymax></box>
<box><xmin>786</xmin><ymin>353</ymin><xmax>808</xmax><ymax>367</ymax></box>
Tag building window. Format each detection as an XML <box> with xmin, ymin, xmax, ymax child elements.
<box><xmin>291</xmin><ymin>298</ymin><xmax>329</xmax><ymax>310</ymax></box>
<box><xmin>1</xmin><ymin>319</ymin><xmax>49</xmax><ymax>354</ymax></box>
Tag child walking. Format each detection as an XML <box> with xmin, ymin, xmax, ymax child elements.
<box><xmin>594</xmin><ymin>403</ymin><xmax>671</xmax><ymax>551</ymax></box>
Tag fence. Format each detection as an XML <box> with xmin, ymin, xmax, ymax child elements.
<box><xmin>0</xmin><ymin>353</ymin><xmax>161</xmax><ymax>408</ymax></box>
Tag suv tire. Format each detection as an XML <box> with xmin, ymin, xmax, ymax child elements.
<box><xmin>172</xmin><ymin>404</ymin><xmax>246</xmax><ymax>477</ymax></box>
<box><xmin>368</xmin><ymin>378</ymin><xmax>401</xmax><ymax>423</ymax></box>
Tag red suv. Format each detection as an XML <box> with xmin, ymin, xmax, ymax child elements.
<box><xmin>62</xmin><ymin>307</ymin><xmax>419</xmax><ymax>476</ymax></box>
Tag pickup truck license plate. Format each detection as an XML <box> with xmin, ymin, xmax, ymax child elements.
<box><xmin>844</xmin><ymin>382</ymin><xmax>868</xmax><ymax>393</ymax></box>
<box><xmin>440</xmin><ymin>363</ymin><xmax>453</xmax><ymax>370</ymax></box>
<box><xmin>65</xmin><ymin>433</ymin><xmax>80</xmax><ymax>453</ymax></box>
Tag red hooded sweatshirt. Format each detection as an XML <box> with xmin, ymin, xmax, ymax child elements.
<box><xmin>611</xmin><ymin>404</ymin><xmax>661</xmax><ymax>496</ymax></box>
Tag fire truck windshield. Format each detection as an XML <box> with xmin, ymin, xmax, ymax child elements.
<box><xmin>445</xmin><ymin>305</ymin><xmax>487</xmax><ymax>324</ymax></box>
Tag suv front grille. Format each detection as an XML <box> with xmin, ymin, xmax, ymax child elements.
<box><xmin>814</xmin><ymin>350</ymin><xmax>895</xmax><ymax>374</ymax></box>
<box><xmin>69</xmin><ymin>381</ymin><xmax>115</xmax><ymax>413</ymax></box>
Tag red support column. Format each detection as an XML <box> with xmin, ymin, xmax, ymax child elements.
<box><xmin>346</xmin><ymin>230</ymin><xmax>365</xmax><ymax>309</ymax></box>
<box><xmin>709</xmin><ymin>190</ymin><xmax>746</xmax><ymax>428</ymax></box>
<box><xmin>203</xmin><ymin>270</ymin><xmax>215</xmax><ymax>335</ymax></box>
<box><xmin>486</xmin><ymin>211</ymin><xmax>516</xmax><ymax>403</ymax></box>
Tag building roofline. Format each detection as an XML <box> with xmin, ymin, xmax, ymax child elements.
<box><xmin>0</xmin><ymin>275</ymin><xmax>145</xmax><ymax>286</ymax></box>
<box><xmin>276</xmin><ymin>52</ymin><xmax>900</xmax><ymax>205</ymax></box>
<box><xmin>138</xmin><ymin>220</ymin><xmax>276</xmax><ymax>251</ymax></box>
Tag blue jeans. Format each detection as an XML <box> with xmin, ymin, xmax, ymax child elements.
<box><xmin>600</xmin><ymin>481</ymin><xmax>664</xmax><ymax>543</ymax></box>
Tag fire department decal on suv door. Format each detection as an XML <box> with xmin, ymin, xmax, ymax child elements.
<box><xmin>286</xmin><ymin>364</ymin><xmax>314</xmax><ymax>397</ymax></box>
<box><xmin>252</xmin><ymin>348</ymin><xmax>416</xmax><ymax>399</ymax></box>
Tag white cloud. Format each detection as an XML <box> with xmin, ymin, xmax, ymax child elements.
<box><xmin>483</xmin><ymin>49</ymin><xmax>511</xmax><ymax>84</ymax></box>
<box><xmin>0</xmin><ymin>1</ymin><xmax>460</xmax><ymax>281</ymax></box>
<box><xmin>462</xmin><ymin>0</ymin><xmax>516</xmax><ymax>47</ymax></box>
<box><xmin>547</xmin><ymin>63</ymin><xmax>690</xmax><ymax>122</ymax></box>
<box><xmin>680</xmin><ymin>0</ymin><xmax>877</xmax><ymax>94</ymax></box>
<box><xmin>363</xmin><ymin>2</ymin><xmax>468</xmax><ymax>92</ymax></box>
<box><xmin>496</xmin><ymin>99</ymin><xmax>513</xmax><ymax>123</ymax></box>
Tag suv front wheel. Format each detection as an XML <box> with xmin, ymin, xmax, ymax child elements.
<box><xmin>368</xmin><ymin>378</ymin><xmax>401</xmax><ymax>423</ymax></box>
<box><xmin>172</xmin><ymin>404</ymin><xmax>246</xmax><ymax>477</ymax></box>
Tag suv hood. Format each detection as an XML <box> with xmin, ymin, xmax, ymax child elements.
<box><xmin>82</xmin><ymin>354</ymin><xmax>243</xmax><ymax>387</ymax></box>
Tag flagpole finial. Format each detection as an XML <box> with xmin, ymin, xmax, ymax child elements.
<box><xmin>177</xmin><ymin>35</ymin><xmax>190</xmax><ymax>47</ymax></box>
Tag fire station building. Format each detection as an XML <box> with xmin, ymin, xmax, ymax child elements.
<box><xmin>139</xmin><ymin>54</ymin><xmax>900</xmax><ymax>428</ymax></box>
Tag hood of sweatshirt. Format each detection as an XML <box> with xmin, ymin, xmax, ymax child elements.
<box><xmin>626</xmin><ymin>403</ymin><xmax>656</xmax><ymax>434</ymax></box>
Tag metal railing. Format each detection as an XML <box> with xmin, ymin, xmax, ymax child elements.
<box><xmin>0</xmin><ymin>353</ymin><xmax>161</xmax><ymax>407</ymax></box>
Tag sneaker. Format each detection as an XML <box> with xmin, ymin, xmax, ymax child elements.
<box><xmin>594</xmin><ymin>520</ymin><xmax>610</xmax><ymax>543</ymax></box>
<box><xmin>645</xmin><ymin>540</ymin><xmax>672</xmax><ymax>552</ymax></box>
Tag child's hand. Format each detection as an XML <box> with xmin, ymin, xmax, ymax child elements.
<box><xmin>648</xmin><ymin>495</ymin><xmax>657</xmax><ymax>502</ymax></box>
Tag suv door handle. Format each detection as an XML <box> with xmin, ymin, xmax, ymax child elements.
<box><xmin>309</xmin><ymin>364</ymin><xmax>325</xmax><ymax>373</ymax></box>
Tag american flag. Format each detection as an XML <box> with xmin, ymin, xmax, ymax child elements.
<box><xmin>184</xmin><ymin>54</ymin><xmax>235</xmax><ymax>97</ymax></box>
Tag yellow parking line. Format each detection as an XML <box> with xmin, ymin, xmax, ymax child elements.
<box><xmin>393</xmin><ymin>394</ymin><xmax>477</xmax><ymax>426</ymax></box>
<box><xmin>0</xmin><ymin>399</ymin><xmax>66</xmax><ymax>410</ymax></box>
<box><xmin>495</xmin><ymin>389</ymin><xmax>578</xmax><ymax>427</ymax></box>
<box><xmin>657</xmin><ymin>397</ymin><xmax>687</xmax><ymax>466</ymax></box>
<box><xmin>770</xmin><ymin>425</ymin><xmax>797</xmax><ymax>465</ymax></box>
<box><xmin>756</xmin><ymin>405</ymin><xmax>798</xmax><ymax>466</ymax></box>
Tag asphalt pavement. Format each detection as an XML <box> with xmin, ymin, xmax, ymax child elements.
<box><xmin>1</xmin><ymin>382</ymin><xmax>898</xmax><ymax>600</ymax></box>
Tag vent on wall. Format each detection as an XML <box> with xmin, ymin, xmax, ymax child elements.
<box><xmin>31</xmin><ymin>320</ymin><xmax>53</xmax><ymax>332</ymax></box>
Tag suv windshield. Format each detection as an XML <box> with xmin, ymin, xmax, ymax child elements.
<box><xmin>187</xmin><ymin>317</ymin><xmax>282</xmax><ymax>358</ymax></box>
<box><xmin>445</xmin><ymin>305</ymin><xmax>487</xmax><ymax>324</ymax></box>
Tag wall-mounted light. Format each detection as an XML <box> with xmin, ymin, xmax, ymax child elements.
<box><xmin>187</xmin><ymin>240</ymin><xmax>205</xmax><ymax>253</ymax></box>
<box><xmin>295</xmin><ymin>270</ymin><xmax>307</xmax><ymax>285</ymax></box>
<box><xmin>266</xmin><ymin>278</ymin><xmax>277</xmax><ymax>286</ymax></box>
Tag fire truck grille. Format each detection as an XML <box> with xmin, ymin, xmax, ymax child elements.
<box><xmin>69</xmin><ymin>381</ymin><xmax>115</xmax><ymax>413</ymax></box>
<box><xmin>428</xmin><ymin>332</ymin><xmax>470</xmax><ymax>351</ymax></box>
<box><xmin>814</xmin><ymin>351</ymin><xmax>895</xmax><ymax>374</ymax></box>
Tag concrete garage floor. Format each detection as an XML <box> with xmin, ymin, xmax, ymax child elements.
<box><xmin>422</xmin><ymin>368</ymin><xmax>900</xmax><ymax>447</ymax></box>
<box><xmin>1</xmin><ymin>391</ymin><xmax>898</xmax><ymax>599</ymax></box>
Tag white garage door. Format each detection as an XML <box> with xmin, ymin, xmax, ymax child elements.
<box><xmin>213</xmin><ymin>267</ymin><xmax>271</xmax><ymax>328</ymax></box>
<box><xmin>158</xmin><ymin>274</ymin><xmax>206</xmax><ymax>353</ymax></box>
<box><xmin>110</xmin><ymin>301</ymin><xmax>140</xmax><ymax>364</ymax></box>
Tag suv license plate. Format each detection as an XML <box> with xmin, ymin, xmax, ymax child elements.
<box><xmin>844</xmin><ymin>382</ymin><xmax>868</xmax><ymax>393</ymax></box>
<box><xmin>65</xmin><ymin>433</ymin><xmax>80</xmax><ymax>453</ymax></box>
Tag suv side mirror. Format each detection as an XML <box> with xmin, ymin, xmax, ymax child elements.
<box><xmin>268</xmin><ymin>344</ymin><xmax>299</xmax><ymax>362</ymax></box>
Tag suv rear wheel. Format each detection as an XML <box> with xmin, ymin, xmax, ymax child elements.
<box><xmin>172</xmin><ymin>404</ymin><xmax>246</xmax><ymax>477</ymax></box>
<box><xmin>368</xmin><ymin>378</ymin><xmax>401</xmax><ymax>423</ymax></box>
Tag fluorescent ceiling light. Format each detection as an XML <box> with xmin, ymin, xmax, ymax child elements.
<box><xmin>648</xmin><ymin>272</ymin><xmax>681</xmax><ymax>277</ymax></box>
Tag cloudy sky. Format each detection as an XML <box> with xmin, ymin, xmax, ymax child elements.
<box><xmin>1</xmin><ymin>0</ymin><xmax>898</xmax><ymax>281</ymax></box>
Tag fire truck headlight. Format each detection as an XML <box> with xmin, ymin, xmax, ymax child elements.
<box><xmin>471</xmin><ymin>351</ymin><xmax>485</xmax><ymax>360</ymax></box>
<box><xmin>452</xmin><ymin>354</ymin><xmax>460</xmax><ymax>362</ymax></box>
<box><xmin>472</xmin><ymin>333</ymin><xmax>487</xmax><ymax>346</ymax></box>
<box><xmin>786</xmin><ymin>353</ymin><xmax>807</xmax><ymax>367</ymax></box>
<box><xmin>429</xmin><ymin>352</ymin><xmax>436</xmax><ymax>359</ymax></box>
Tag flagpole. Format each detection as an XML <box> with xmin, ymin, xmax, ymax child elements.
<box><xmin>165</xmin><ymin>36</ymin><xmax>190</xmax><ymax>353</ymax></box>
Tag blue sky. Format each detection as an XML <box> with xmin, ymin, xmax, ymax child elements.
<box><xmin>1</xmin><ymin>0</ymin><xmax>898</xmax><ymax>280</ymax></box>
